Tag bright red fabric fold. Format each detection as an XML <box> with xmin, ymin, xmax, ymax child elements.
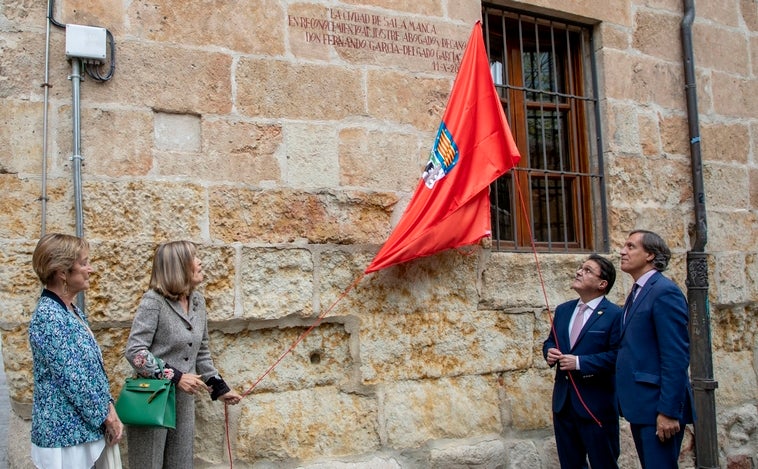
<box><xmin>366</xmin><ymin>21</ymin><xmax>521</xmax><ymax>273</ymax></box>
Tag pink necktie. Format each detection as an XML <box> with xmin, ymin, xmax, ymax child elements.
<box><xmin>570</xmin><ymin>303</ymin><xmax>589</xmax><ymax>348</ymax></box>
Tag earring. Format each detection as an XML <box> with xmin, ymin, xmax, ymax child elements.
<box><xmin>63</xmin><ymin>279</ymin><xmax>68</xmax><ymax>295</ymax></box>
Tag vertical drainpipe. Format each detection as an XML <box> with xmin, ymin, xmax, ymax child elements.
<box><xmin>70</xmin><ymin>58</ymin><xmax>86</xmax><ymax>311</ymax></box>
<box><xmin>681</xmin><ymin>1</ymin><xmax>719</xmax><ymax>467</ymax></box>
<box><xmin>40</xmin><ymin>0</ymin><xmax>55</xmax><ymax>236</ymax></box>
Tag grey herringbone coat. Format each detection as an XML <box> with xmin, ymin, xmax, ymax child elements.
<box><xmin>124</xmin><ymin>288</ymin><xmax>223</xmax><ymax>469</ymax></box>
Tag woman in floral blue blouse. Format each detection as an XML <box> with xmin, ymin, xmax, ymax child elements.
<box><xmin>29</xmin><ymin>233</ymin><xmax>123</xmax><ymax>468</ymax></box>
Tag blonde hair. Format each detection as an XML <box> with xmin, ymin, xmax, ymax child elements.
<box><xmin>149</xmin><ymin>240</ymin><xmax>197</xmax><ymax>301</ymax></box>
<box><xmin>32</xmin><ymin>233</ymin><xmax>89</xmax><ymax>286</ymax></box>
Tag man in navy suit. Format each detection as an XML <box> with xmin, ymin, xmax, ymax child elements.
<box><xmin>617</xmin><ymin>230</ymin><xmax>694</xmax><ymax>468</ymax></box>
<box><xmin>544</xmin><ymin>254</ymin><xmax>623</xmax><ymax>469</ymax></box>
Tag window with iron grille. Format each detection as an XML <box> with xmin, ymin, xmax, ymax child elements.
<box><xmin>482</xmin><ymin>4</ymin><xmax>608</xmax><ymax>252</ymax></box>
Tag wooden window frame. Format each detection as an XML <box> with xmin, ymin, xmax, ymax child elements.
<box><xmin>483</xmin><ymin>4</ymin><xmax>608</xmax><ymax>253</ymax></box>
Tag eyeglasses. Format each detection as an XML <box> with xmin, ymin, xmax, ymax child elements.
<box><xmin>576</xmin><ymin>265</ymin><xmax>600</xmax><ymax>276</ymax></box>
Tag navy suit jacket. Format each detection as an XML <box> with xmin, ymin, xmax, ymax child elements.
<box><xmin>543</xmin><ymin>297</ymin><xmax>623</xmax><ymax>421</ymax></box>
<box><xmin>616</xmin><ymin>271</ymin><xmax>695</xmax><ymax>425</ymax></box>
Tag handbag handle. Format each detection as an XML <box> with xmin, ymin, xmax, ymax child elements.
<box><xmin>146</xmin><ymin>384</ymin><xmax>168</xmax><ymax>404</ymax></box>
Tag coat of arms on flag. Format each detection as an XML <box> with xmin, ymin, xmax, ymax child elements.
<box><xmin>423</xmin><ymin>123</ymin><xmax>459</xmax><ymax>189</ymax></box>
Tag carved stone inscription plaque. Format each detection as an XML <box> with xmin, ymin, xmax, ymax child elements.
<box><xmin>288</xmin><ymin>8</ymin><xmax>467</xmax><ymax>73</ymax></box>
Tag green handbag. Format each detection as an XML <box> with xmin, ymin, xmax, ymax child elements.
<box><xmin>115</xmin><ymin>378</ymin><xmax>176</xmax><ymax>429</ymax></box>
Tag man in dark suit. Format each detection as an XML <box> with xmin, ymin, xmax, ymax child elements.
<box><xmin>617</xmin><ymin>230</ymin><xmax>695</xmax><ymax>468</ymax></box>
<box><xmin>544</xmin><ymin>254</ymin><xmax>623</xmax><ymax>469</ymax></box>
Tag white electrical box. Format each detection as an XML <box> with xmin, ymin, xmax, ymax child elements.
<box><xmin>65</xmin><ymin>24</ymin><xmax>106</xmax><ymax>61</ymax></box>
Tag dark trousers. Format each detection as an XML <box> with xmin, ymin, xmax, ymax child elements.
<box><xmin>553</xmin><ymin>400</ymin><xmax>619</xmax><ymax>469</ymax></box>
<box><xmin>630</xmin><ymin>423</ymin><xmax>685</xmax><ymax>469</ymax></box>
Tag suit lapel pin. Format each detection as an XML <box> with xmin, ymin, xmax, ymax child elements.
<box><xmin>597</xmin><ymin>311</ymin><xmax>603</xmax><ymax>315</ymax></box>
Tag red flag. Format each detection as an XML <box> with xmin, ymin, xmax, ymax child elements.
<box><xmin>365</xmin><ymin>21</ymin><xmax>521</xmax><ymax>274</ymax></box>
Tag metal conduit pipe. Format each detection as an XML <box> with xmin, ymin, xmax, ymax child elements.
<box><xmin>681</xmin><ymin>1</ymin><xmax>719</xmax><ymax>467</ymax></box>
<box><xmin>70</xmin><ymin>58</ymin><xmax>86</xmax><ymax>311</ymax></box>
<box><xmin>40</xmin><ymin>0</ymin><xmax>55</xmax><ymax>235</ymax></box>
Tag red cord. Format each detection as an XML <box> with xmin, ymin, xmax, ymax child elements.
<box><xmin>223</xmin><ymin>274</ymin><xmax>366</xmax><ymax>467</ymax></box>
<box><xmin>222</xmin><ymin>169</ymin><xmax>605</xmax><ymax>467</ymax></box>
<box><xmin>512</xmin><ymin>172</ymin><xmax>602</xmax><ymax>428</ymax></box>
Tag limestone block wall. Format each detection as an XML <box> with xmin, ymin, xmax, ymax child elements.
<box><xmin>0</xmin><ymin>0</ymin><xmax>756</xmax><ymax>468</ymax></box>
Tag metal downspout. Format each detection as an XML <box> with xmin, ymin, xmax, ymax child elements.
<box><xmin>70</xmin><ymin>58</ymin><xmax>86</xmax><ymax>311</ymax></box>
<box><xmin>40</xmin><ymin>0</ymin><xmax>55</xmax><ymax>235</ymax></box>
<box><xmin>681</xmin><ymin>1</ymin><xmax>719</xmax><ymax>467</ymax></box>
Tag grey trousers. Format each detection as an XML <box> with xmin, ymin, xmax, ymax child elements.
<box><xmin>126</xmin><ymin>390</ymin><xmax>195</xmax><ymax>469</ymax></box>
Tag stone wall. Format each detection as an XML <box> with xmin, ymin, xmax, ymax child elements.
<box><xmin>0</xmin><ymin>0</ymin><xmax>756</xmax><ymax>468</ymax></box>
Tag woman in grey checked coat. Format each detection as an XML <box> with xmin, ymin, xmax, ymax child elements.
<box><xmin>124</xmin><ymin>240</ymin><xmax>241</xmax><ymax>469</ymax></box>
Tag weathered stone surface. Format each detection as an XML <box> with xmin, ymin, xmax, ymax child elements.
<box><xmin>81</xmin><ymin>180</ymin><xmax>206</xmax><ymax>242</ymax></box>
<box><xmin>502</xmin><ymin>438</ymin><xmax>542</xmax><ymax>469</ymax></box>
<box><xmin>710</xmin><ymin>253</ymin><xmax>750</xmax><ymax>305</ymax></box>
<box><xmin>637</xmin><ymin>111</ymin><xmax>662</xmax><ymax>156</ymax></box>
<box><xmin>748</xmin><ymin>166</ymin><xmax>758</xmax><ymax>211</ymax></box>
<box><xmin>56</xmin><ymin>107</ymin><xmax>154</xmax><ymax>177</ymax></box>
<box><xmin>693</xmin><ymin>21</ymin><xmax>750</xmax><ymax>76</ymax></box>
<box><xmin>236</xmin><ymin>59</ymin><xmax>363</xmax><ymax>120</ymax></box>
<box><xmin>707</xmin><ymin>210</ymin><xmax>758</xmax><ymax>252</ymax></box>
<box><xmin>712</xmin><ymin>71</ymin><xmax>758</xmax><ymax>119</ymax></box>
<box><xmin>2</xmin><ymin>325</ymin><xmax>33</xmax><ymax>404</ymax></box>
<box><xmin>340</xmin><ymin>0</ymin><xmax>441</xmax><ymax>16</ymax></box>
<box><xmin>359</xmin><ymin>309</ymin><xmax>534</xmax><ymax>383</ymax></box>
<box><xmin>744</xmin><ymin>0</ymin><xmax>758</xmax><ymax>31</ymax></box>
<box><xmin>712</xmin><ymin>306</ymin><xmax>758</xmax><ymax>353</ymax></box>
<box><xmin>295</xmin><ymin>456</ymin><xmax>404</xmax><ymax>468</ymax></box>
<box><xmin>0</xmin><ymin>100</ymin><xmax>44</xmax><ymax>175</ymax></box>
<box><xmin>208</xmin><ymin>187</ymin><xmax>398</xmax><ymax>244</ymax></box>
<box><xmin>495</xmin><ymin>0</ymin><xmax>632</xmax><ymax>25</ymax></box>
<box><xmin>2</xmin><ymin>0</ymin><xmax>758</xmax><ymax>466</ymax></box>
<box><xmin>154</xmin><ymin>112</ymin><xmax>200</xmax><ymax>152</ymax></box>
<box><xmin>705</xmin><ymin>162</ymin><xmax>750</xmax><ymax>211</ymax></box>
<box><xmin>604</xmin><ymin>101</ymin><xmax>642</xmax><ymax>155</ymax></box>
<box><xmin>79</xmin><ymin>41</ymin><xmax>234</xmax><ymax>115</ymax></box>
<box><xmin>0</xmin><ymin>174</ymin><xmax>77</xmax><ymax>239</ymax></box>
<box><xmin>718</xmin><ymin>403</ymin><xmax>758</xmax><ymax>467</ymax></box>
<box><xmin>383</xmin><ymin>375</ymin><xmax>501</xmax><ymax>448</ymax></box>
<box><xmin>59</xmin><ymin>0</ymin><xmax>127</xmax><ymax>35</ymax></box>
<box><xmin>428</xmin><ymin>436</ymin><xmax>506</xmax><ymax>468</ymax></box>
<box><xmin>699</xmin><ymin>0</ymin><xmax>742</xmax><ymax>27</ymax></box>
<box><xmin>702</xmin><ymin>121</ymin><xmax>751</xmax><ymax>165</ymax></box>
<box><xmin>448</xmin><ymin>0</ymin><xmax>485</xmax><ymax>27</ymax></box>
<box><xmin>599</xmin><ymin>23</ymin><xmax>631</xmax><ymax>51</ymax></box>
<box><xmin>283</xmin><ymin>123</ymin><xmax>340</xmax><ymax>188</ymax></box>
<box><xmin>159</xmin><ymin>117</ymin><xmax>284</xmax><ymax>184</ymax></box>
<box><xmin>239</xmin><ymin>247</ymin><xmax>313</xmax><ymax>320</ymax></box>
<box><xmin>0</xmin><ymin>241</ymin><xmax>39</xmax><ymax>325</ymax></box>
<box><xmin>713</xmin><ymin>351</ymin><xmax>758</xmax><ymax>408</ymax></box>
<box><xmin>746</xmin><ymin>253</ymin><xmax>758</xmax><ymax>303</ymax></box>
<box><xmin>85</xmin><ymin>240</ymin><xmax>154</xmax><ymax>322</ymax></box>
<box><xmin>236</xmin><ymin>386</ymin><xmax>380</xmax><ymax>461</ymax></box>
<box><xmin>603</xmin><ymin>52</ymin><xmax>686</xmax><ymax>109</ymax></box>
<box><xmin>500</xmin><ymin>368</ymin><xmax>553</xmax><ymax>430</ymax></box>
<box><xmin>481</xmin><ymin>253</ymin><xmax>591</xmax><ymax>310</ymax></box>
<box><xmin>2</xmin><ymin>0</ymin><xmax>48</xmax><ymax>27</ymax></box>
<box><xmin>329</xmin><ymin>248</ymin><xmax>480</xmax><ymax>318</ymax></box>
<box><xmin>125</xmin><ymin>0</ymin><xmax>285</xmax><ymax>55</ymax></box>
<box><xmin>339</xmin><ymin>127</ymin><xmax>427</xmax><ymax>191</ymax></box>
<box><xmin>367</xmin><ymin>69</ymin><xmax>450</xmax><ymax>131</ymax></box>
<box><xmin>633</xmin><ymin>10</ymin><xmax>682</xmax><ymax>62</ymax></box>
<box><xmin>0</xmin><ymin>31</ymin><xmax>48</xmax><ymax>100</ymax></box>
<box><xmin>210</xmin><ymin>321</ymin><xmax>353</xmax><ymax>394</ymax></box>
<box><xmin>659</xmin><ymin>114</ymin><xmax>690</xmax><ymax>157</ymax></box>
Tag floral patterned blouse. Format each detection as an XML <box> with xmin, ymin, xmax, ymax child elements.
<box><xmin>28</xmin><ymin>290</ymin><xmax>113</xmax><ymax>448</ymax></box>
